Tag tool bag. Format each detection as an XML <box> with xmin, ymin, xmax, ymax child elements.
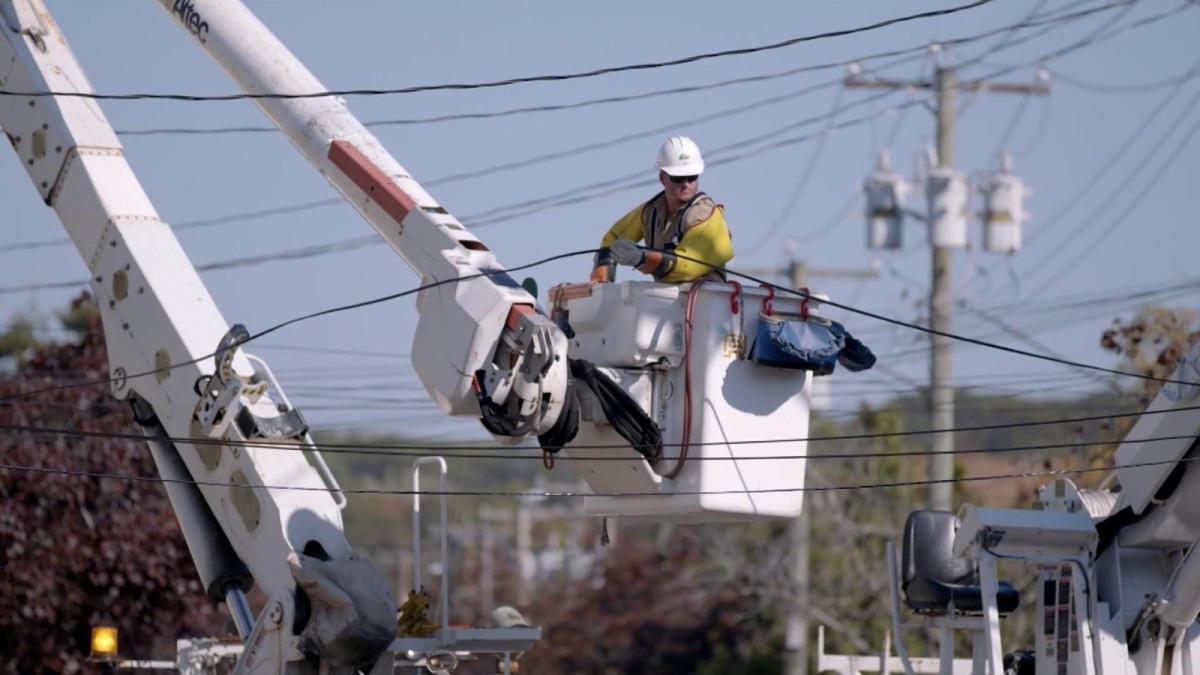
<box><xmin>750</xmin><ymin>313</ymin><xmax>846</xmax><ymax>375</ymax></box>
<box><xmin>749</xmin><ymin>313</ymin><xmax>877</xmax><ymax>375</ymax></box>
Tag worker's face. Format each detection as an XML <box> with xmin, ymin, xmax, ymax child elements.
<box><xmin>660</xmin><ymin>171</ymin><xmax>699</xmax><ymax>203</ymax></box>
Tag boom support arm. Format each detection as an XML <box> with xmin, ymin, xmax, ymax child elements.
<box><xmin>0</xmin><ymin>2</ymin><xmax>394</xmax><ymax>671</ymax></box>
<box><xmin>152</xmin><ymin>0</ymin><xmax>571</xmax><ymax>439</ymax></box>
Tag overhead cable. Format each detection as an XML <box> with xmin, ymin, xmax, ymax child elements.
<box><xmin>0</xmin><ymin>421</ymin><xmax>1180</xmax><ymax>462</ymax></box>
<box><xmin>0</xmin><ymin>248</ymin><xmax>600</xmax><ymax>404</ymax></box>
<box><xmin>0</xmin><ymin>0</ymin><xmax>1134</xmax><ymax>258</ymax></box>
<box><xmin>0</xmin><ymin>1</ymin><xmax>994</xmax><ymax>102</ymax></box>
<box><xmin>469</xmin><ymin>5</ymin><xmax>1193</xmax><ymax>227</ymax></box>
<box><xmin>2</xmin><ymin>450</ymin><xmax>1198</xmax><ymax>498</ymax></box>
<box><xmin>1</xmin><ymin>365</ymin><xmax>1194</xmax><ymax>453</ymax></box>
<box><xmin>2</xmin><ymin>241</ymin><xmax>1198</xmax><ymax>412</ymax></box>
<box><xmin>720</xmin><ymin>257</ymin><xmax>1200</xmax><ymax>387</ymax></box>
<box><xmin>1049</xmin><ymin>63</ymin><xmax>1200</xmax><ymax>94</ymax></box>
<box><xmin>0</xmin><ymin>93</ymin><xmax>911</xmax><ymax>292</ymax></box>
<box><xmin>1017</xmin><ymin>55</ymin><xmax>1200</xmax><ymax>255</ymax></box>
<box><xmin>1034</xmin><ymin>97</ymin><xmax>1200</xmax><ymax>291</ymax></box>
<box><xmin>110</xmin><ymin>0</ymin><xmax>1116</xmax><ymax>137</ymax></box>
<box><xmin>743</xmin><ymin>88</ymin><xmax>846</xmax><ymax>255</ymax></box>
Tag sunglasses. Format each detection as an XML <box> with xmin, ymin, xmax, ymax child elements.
<box><xmin>667</xmin><ymin>174</ymin><xmax>699</xmax><ymax>185</ymax></box>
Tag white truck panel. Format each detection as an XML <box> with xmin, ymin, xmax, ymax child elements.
<box><xmin>1114</xmin><ymin>342</ymin><xmax>1200</xmax><ymax>516</ymax></box>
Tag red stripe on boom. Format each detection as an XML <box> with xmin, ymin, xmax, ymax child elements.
<box><xmin>327</xmin><ymin>140</ymin><xmax>415</xmax><ymax>225</ymax></box>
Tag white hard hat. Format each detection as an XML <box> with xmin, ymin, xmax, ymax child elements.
<box><xmin>656</xmin><ymin>135</ymin><xmax>705</xmax><ymax>176</ymax></box>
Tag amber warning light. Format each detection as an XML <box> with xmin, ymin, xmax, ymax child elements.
<box><xmin>90</xmin><ymin>626</ymin><xmax>118</xmax><ymax>661</ymax></box>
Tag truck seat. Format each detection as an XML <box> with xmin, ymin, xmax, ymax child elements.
<box><xmin>901</xmin><ymin>510</ymin><xmax>1020</xmax><ymax>615</ymax></box>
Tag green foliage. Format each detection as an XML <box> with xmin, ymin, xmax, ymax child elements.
<box><xmin>0</xmin><ymin>313</ymin><xmax>41</xmax><ymax>360</ymax></box>
<box><xmin>695</xmin><ymin>643</ymin><xmax>784</xmax><ymax>675</ymax></box>
<box><xmin>59</xmin><ymin>296</ymin><xmax>101</xmax><ymax>338</ymax></box>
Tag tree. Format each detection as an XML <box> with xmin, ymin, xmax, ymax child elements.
<box><xmin>0</xmin><ymin>295</ymin><xmax>222</xmax><ymax>673</ymax></box>
<box><xmin>514</xmin><ymin>524</ymin><xmax>782</xmax><ymax>675</ymax></box>
<box><xmin>1101</xmin><ymin>306</ymin><xmax>1200</xmax><ymax>404</ymax></box>
<box><xmin>0</xmin><ymin>313</ymin><xmax>43</xmax><ymax>363</ymax></box>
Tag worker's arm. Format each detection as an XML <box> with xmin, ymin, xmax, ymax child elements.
<box><xmin>592</xmin><ymin>204</ymin><xmax>645</xmax><ymax>282</ymax></box>
<box><xmin>639</xmin><ymin>207</ymin><xmax>734</xmax><ymax>283</ymax></box>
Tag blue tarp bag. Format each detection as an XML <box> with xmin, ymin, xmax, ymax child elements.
<box><xmin>750</xmin><ymin>313</ymin><xmax>845</xmax><ymax>375</ymax></box>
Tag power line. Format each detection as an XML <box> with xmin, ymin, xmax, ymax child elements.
<box><xmin>0</xmin><ymin>2</ymin><xmax>994</xmax><ymax>102</ymax></box>
<box><xmin>743</xmin><ymin>88</ymin><xmax>846</xmax><ymax>255</ymax></box>
<box><xmin>3</xmin><ymin>240</ymin><xmax>1198</xmax><ymax>414</ymax></box>
<box><xmin>1028</xmin><ymin>58</ymin><xmax>1200</xmax><ymax>248</ymax></box>
<box><xmin>0</xmin><ymin>248</ymin><xmax>600</xmax><ymax>404</ymax></box>
<box><xmin>1048</xmin><ymin>63</ymin><xmax>1200</xmax><ymax>94</ymax></box>
<box><xmin>816</xmin><ymin>402</ymin><xmax>1125</xmax><ymax>426</ymax></box>
<box><xmin>461</xmin><ymin>88</ymin><xmax>907</xmax><ymax>224</ymax></box>
<box><xmin>0</xmin><ymin>420</ymin><xmax>1176</xmax><ymax>462</ymax></box>
<box><xmin>975</xmin><ymin>0</ymin><xmax>1052</xmax><ymax>60</ymax></box>
<box><xmin>967</xmin><ymin>26</ymin><xmax>1200</xmax><ymax>291</ymax></box>
<box><xmin>0</xmin><ymin>197</ymin><xmax>348</xmax><ymax>253</ymax></box>
<box><xmin>285</xmin><ymin>373</ymin><xmax>1104</xmax><ymax>406</ymax></box>
<box><xmin>989</xmin><ymin>94</ymin><xmax>1032</xmax><ymax>164</ymax></box>
<box><xmin>2</xmin><ymin>450</ymin><xmax>1196</xmax><ymax>498</ymax></box>
<box><xmin>1014</xmin><ymin>81</ymin><xmax>1200</xmax><ymax>284</ymax></box>
<box><xmin>956</xmin><ymin>299</ymin><xmax>1119</xmax><ymax>390</ymax></box>
<box><xmin>478</xmin><ymin>48</ymin><xmax>1140</xmax><ymax>229</ymax></box>
<box><xmin>859</xmin><ymin>273</ymin><xmax>1200</xmax><ymax>343</ymax></box>
<box><xmin>0</xmin><ymin>1</ymin><xmax>1126</xmax><ymax>257</ymax></box>
<box><xmin>115</xmin><ymin>69</ymin><xmax>847</xmax><ymax>137</ymax></box>
<box><xmin>870</xmin><ymin>288</ymin><xmax>1200</xmax><ymax>364</ymax></box>
<box><xmin>0</xmin><ymin>235</ymin><xmax>382</xmax><ymax>294</ymax></box>
<box><xmin>0</xmin><ymin>74</ymin><xmax>904</xmax><ymax>258</ymax></box>
<box><xmin>823</xmin><ymin>374</ymin><xmax>1106</xmax><ymax>399</ymax></box>
<box><xmin>102</xmin><ymin>0</ymin><xmax>1117</xmax><ymax>135</ymax></box>
<box><xmin>1014</xmin><ymin>94</ymin><xmax>1053</xmax><ymax>155</ymax></box>
<box><xmin>778</xmin><ymin>193</ymin><xmax>860</xmax><ymax>245</ymax></box>
<box><xmin>254</xmin><ymin>343</ymin><xmax>407</xmax><ymax>359</ymax></box>
<box><xmin>0</xmin><ymin>388</ymin><xmax>1189</xmax><ymax>455</ymax></box>
<box><xmin>721</xmin><ymin>260</ymin><xmax>1200</xmax><ymax>386</ymax></box>
<box><xmin>1035</xmin><ymin>98</ymin><xmax>1200</xmax><ymax>291</ymax></box>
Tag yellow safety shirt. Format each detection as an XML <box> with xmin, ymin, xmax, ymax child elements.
<box><xmin>596</xmin><ymin>191</ymin><xmax>734</xmax><ymax>283</ymax></box>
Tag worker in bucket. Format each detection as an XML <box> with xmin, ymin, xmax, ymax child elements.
<box><xmin>591</xmin><ymin>136</ymin><xmax>734</xmax><ymax>283</ymax></box>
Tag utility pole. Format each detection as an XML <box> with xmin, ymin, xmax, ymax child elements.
<box><xmin>929</xmin><ymin>66</ymin><xmax>957</xmax><ymax>513</ymax></box>
<box><xmin>846</xmin><ymin>64</ymin><xmax>1048</xmax><ymax>513</ymax></box>
<box><xmin>744</xmin><ymin>256</ymin><xmax>878</xmax><ymax>675</ymax></box>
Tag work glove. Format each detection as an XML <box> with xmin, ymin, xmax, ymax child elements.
<box><xmin>609</xmin><ymin>239</ymin><xmax>646</xmax><ymax>268</ymax></box>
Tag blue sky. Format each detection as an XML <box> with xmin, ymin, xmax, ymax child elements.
<box><xmin>1</xmin><ymin>0</ymin><xmax>1198</xmax><ymax>437</ymax></box>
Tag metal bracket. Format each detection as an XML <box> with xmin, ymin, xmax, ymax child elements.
<box><xmin>231</xmin><ymin>600</ymin><xmax>288</xmax><ymax>675</ymax></box>
<box><xmin>195</xmin><ymin>324</ymin><xmax>308</xmax><ymax>442</ymax></box>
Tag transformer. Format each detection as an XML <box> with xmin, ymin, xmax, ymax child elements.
<box><xmin>980</xmin><ymin>153</ymin><xmax>1030</xmax><ymax>253</ymax></box>
<box><xmin>862</xmin><ymin>150</ymin><xmax>908</xmax><ymax>250</ymax></box>
<box><xmin>926</xmin><ymin>156</ymin><xmax>969</xmax><ymax>249</ymax></box>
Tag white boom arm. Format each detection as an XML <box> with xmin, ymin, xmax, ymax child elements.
<box><xmin>877</xmin><ymin>343</ymin><xmax>1200</xmax><ymax>675</ymax></box>
<box><xmin>152</xmin><ymin>0</ymin><xmax>571</xmax><ymax>441</ymax></box>
<box><xmin>0</xmin><ymin>2</ymin><xmax>394</xmax><ymax>672</ymax></box>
